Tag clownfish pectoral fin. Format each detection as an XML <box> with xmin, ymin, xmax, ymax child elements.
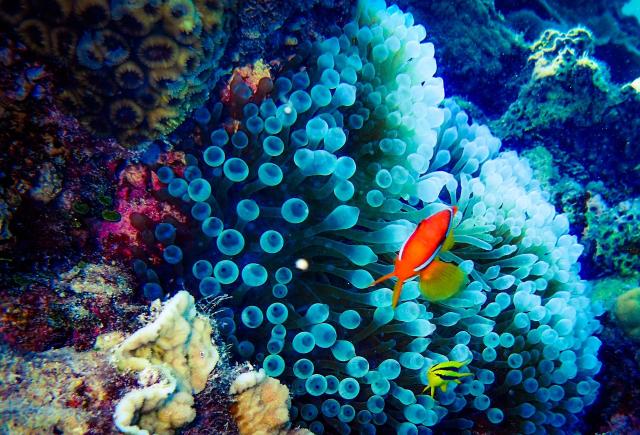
<box><xmin>391</xmin><ymin>279</ymin><xmax>404</xmax><ymax>309</ymax></box>
<box><xmin>419</xmin><ymin>259</ymin><xmax>467</xmax><ymax>302</ymax></box>
<box><xmin>368</xmin><ymin>271</ymin><xmax>396</xmax><ymax>287</ymax></box>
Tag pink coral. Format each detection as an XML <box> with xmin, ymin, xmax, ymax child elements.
<box><xmin>98</xmin><ymin>153</ymin><xmax>187</xmax><ymax>262</ymax></box>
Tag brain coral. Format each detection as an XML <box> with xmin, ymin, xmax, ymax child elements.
<box><xmin>0</xmin><ymin>0</ymin><xmax>228</xmax><ymax>145</ymax></box>
<box><xmin>137</xmin><ymin>0</ymin><xmax>603</xmax><ymax>433</ymax></box>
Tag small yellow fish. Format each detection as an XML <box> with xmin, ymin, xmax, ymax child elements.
<box><xmin>423</xmin><ymin>359</ymin><xmax>473</xmax><ymax>398</ymax></box>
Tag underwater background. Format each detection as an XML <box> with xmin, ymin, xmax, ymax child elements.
<box><xmin>1</xmin><ymin>0</ymin><xmax>640</xmax><ymax>434</ymax></box>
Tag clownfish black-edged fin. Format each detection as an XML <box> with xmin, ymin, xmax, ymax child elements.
<box><xmin>419</xmin><ymin>259</ymin><xmax>467</xmax><ymax>301</ymax></box>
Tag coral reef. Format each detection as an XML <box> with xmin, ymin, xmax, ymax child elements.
<box><xmin>4</xmin><ymin>0</ymin><xmax>640</xmax><ymax>433</ymax></box>
<box><xmin>0</xmin><ymin>0</ymin><xmax>230</xmax><ymax>145</ymax></box>
<box><xmin>0</xmin><ymin>34</ymin><xmax>134</xmax><ymax>270</ymax></box>
<box><xmin>582</xmin><ymin>313</ymin><xmax>640</xmax><ymax>434</ymax></box>
<box><xmin>137</xmin><ymin>1</ymin><xmax>603</xmax><ymax>432</ymax></box>
<box><xmin>183</xmin><ymin>369</ymin><xmax>241</xmax><ymax>434</ymax></box>
<box><xmin>495</xmin><ymin>0</ymin><xmax>640</xmax><ymax>83</ymax></box>
<box><xmin>0</xmin><ymin>345</ymin><xmax>136</xmax><ymax>433</ymax></box>
<box><xmin>97</xmin><ymin>155</ymin><xmax>189</xmax><ymax>263</ymax></box>
<box><xmin>112</xmin><ymin>290</ymin><xmax>219</xmax><ymax>434</ymax></box>
<box><xmin>590</xmin><ymin>275</ymin><xmax>640</xmax><ymax>312</ymax></box>
<box><xmin>0</xmin><ymin>288</ymin><xmax>301</xmax><ymax>434</ymax></box>
<box><xmin>583</xmin><ymin>195</ymin><xmax>640</xmax><ymax>278</ymax></box>
<box><xmin>0</xmin><ymin>262</ymin><xmax>143</xmax><ymax>352</ymax></box>
<box><xmin>495</xmin><ymin>27</ymin><xmax>640</xmax><ymax>199</ymax></box>
<box><xmin>520</xmin><ymin>146</ymin><xmax>596</xmax><ymax>236</ymax></box>
<box><xmin>398</xmin><ymin>0</ymin><xmax>640</xmax><ymax>118</ymax></box>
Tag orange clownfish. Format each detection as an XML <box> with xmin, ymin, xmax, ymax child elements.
<box><xmin>369</xmin><ymin>206</ymin><xmax>467</xmax><ymax>308</ymax></box>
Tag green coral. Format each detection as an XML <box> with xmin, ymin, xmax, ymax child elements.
<box><xmin>615</xmin><ymin>287</ymin><xmax>640</xmax><ymax>341</ymax></box>
<box><xmin>585</xmin><ymin>195</ymin><xmax>640</xmax><ymax>277</ymax></box>
<box><xmin>590</xmin><ymin>276</ymin><xmax>639</xmax><ymax>312</ymax></box>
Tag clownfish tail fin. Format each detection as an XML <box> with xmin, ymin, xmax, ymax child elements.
<box><xmin>368</xmin><ymin>271</ymin><xmax>396</xmax><ymax>287</ymax></box>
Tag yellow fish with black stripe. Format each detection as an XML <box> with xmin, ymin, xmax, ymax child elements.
<box><xmin>423</xmin><ymin>359</ymin><xmax>473</xmax><ymax>398</ymax></box>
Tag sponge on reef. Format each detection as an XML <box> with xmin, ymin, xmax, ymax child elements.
<box><xmin>112</xmin><ymin>290</ymin><xmax>219</xmax><ymax>434</ymax></box>
<box><xmin>230</xmin><ymin>368</ymin><xmax>311</xmax><ymax>435</ymax></box>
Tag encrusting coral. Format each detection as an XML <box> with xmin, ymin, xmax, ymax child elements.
<box><xmin>584</xmin><ymin>195</ymin><xmax>640</xmax><ymax>278</ymax></box>
<box><xmin>0</xmin><ymin>345</ymin><xmax>136</xmax><ymax>434</ymax></box>
<box><xmin>230</xmin><ymin>368</ymin><xmax>312</xmax><ymax>435</ymax></box>
<box><xmin>135</xmin><ymin>0</ymin><xmax>604</xmax><ymax>433</ymax></box>
<box><xmin>0</xmin><ymin>0</ymin><xmax>230</xmax><ymax>145</ymax></box>
<box><xmin>112</xmin><ymin>290</ymin><xmax>219</xmax><ymax>434</ymax></box>
<box><xmin>497</xmin><ymin>0</ymin><xmax>640</xmax><ymax>84</ymax></box>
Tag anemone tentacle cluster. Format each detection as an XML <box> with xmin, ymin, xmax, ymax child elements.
<box><xmin>0</xmin><ymin>0</ymin><xmax>228</xmax><ymax>145</ymax></box>
<box><xmin>136</xmin><ymin>0</ymin><xmax>602</xmax><ymax>432</ymax></box>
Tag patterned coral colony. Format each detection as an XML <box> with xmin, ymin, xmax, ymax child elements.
<box><xmin>1</xmin><ymin>0</ymin><xmax>640</xmax><ymax>434</ymax></box>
